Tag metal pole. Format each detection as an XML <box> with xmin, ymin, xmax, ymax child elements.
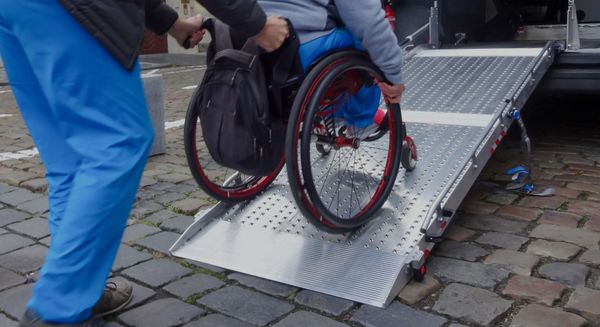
<box><xmin>429</xmin><ymin>1</ymin><xmax>440</xmax><ymax>49</ymax></box>
<box><xmin>566</xmin><ymin>0</ymin><xmax>581</xmax><ymax>50</ymax></box>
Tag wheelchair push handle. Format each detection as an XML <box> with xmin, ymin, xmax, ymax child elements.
<box><xmin>182</xmin><ymin>18</ymin><xmax>214</xmax><ymax>49</ymax></box>
<box><xmin>185</xmin><ymin>17</ymin><xmax>298</xmax><ymax>53</ymax></box>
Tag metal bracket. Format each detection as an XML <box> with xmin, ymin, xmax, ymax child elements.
<box><xmin>429</xmin><ymin>1</ymin><xmax>440</xmax><ymax>49</ymax></box>
<box><xmin>566</xmin><ymin>0</ymin><xmax>581</xmax><ymax>51</ymax></box>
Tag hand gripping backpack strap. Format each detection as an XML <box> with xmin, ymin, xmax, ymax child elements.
<box><xmin>270</xmin><ymin>21</ymin><xmax>301</xmax><ymax>114</ymax></box>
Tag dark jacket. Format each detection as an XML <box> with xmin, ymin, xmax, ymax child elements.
<box><xmin>58</xmin><ymin>0</ymin><xmax>267</xmax><ymax>70</ymax></box>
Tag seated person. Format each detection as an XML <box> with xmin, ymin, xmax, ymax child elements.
<box><xmin>258</xmin><ymin>0</ymin><xmax>405</xmax><ymax>137</ymax></box>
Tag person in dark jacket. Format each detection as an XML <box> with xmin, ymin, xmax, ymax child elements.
<box><xmin>0</xmin><ymin>1</ymin><xmax>288</xmax><ymax>326</ymax></box>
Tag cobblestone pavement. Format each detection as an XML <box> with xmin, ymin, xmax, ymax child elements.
<box><xmin>0</xmin><ymin>63</ymin><xmax>599</xmax><ymax>327</ymax></box>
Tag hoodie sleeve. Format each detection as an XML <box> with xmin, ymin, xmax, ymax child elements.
<box><xmin>196</xmin><ymin>0</ymin><xmax>267</xmax><ymax>38</ymax></box>
<box><xmin>334</xmin><ymin>0</ymin><xmax>404</xmax><ymax>84</ymax></box>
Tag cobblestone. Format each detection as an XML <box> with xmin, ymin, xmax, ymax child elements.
<box><xmin>485</xmin><ymin>192</ymin><xmax>518</xmax><ymax>206</ymax></box>
<box><xmin>526</xmin><ymin>239</ymin><xmax>581</xmax><ymax>260</ymax></box>
<box><xmin>461</xmin><ymin>201</ymin><xmax>499</xmax><ymax>215</ymax></box>
<box><xmin>160</xmin><ymin>215</ymin><xmax>194</xmax><ymax>234</ymax></box>
<box><xmin>497</xmin><ymin>206</ymin><xmax>542</xmax><ymax>221</ymax></box>
<box><xmin>0</xmin><ymin>208</ymin><xmax>31</xmax><ymax>226</ymax></box>
<box><xmin>568</xmin><ymin>200</ymin><xmax>600</xmax><ymax>218</ymax></box>
<box><xmin>0</xmin><ymin>233</ymin><xmax>34</xmax><ymax>255</ymax></box>
<box><xmin>538</xmin><ymin>262</ymin><xmax>589</xmax><ymax>287</ymax></box>
<box><xmin>579</xmin><ymin>249</ymin><xmax>600</xmax><ymax>265</ymax></box>
<box><xmin>122</xmin><ymin>259</ymin><xmax>191</xmax><ymax>287</ymax></box>
<box><xmin>565</xmin><ymin>287</ymin><xmax>600</xmax><ymax>321</ymax></box>
<box><xmin>118</xmin><ymin>298</ymin><xmax>204</xmax><ymax>327</ymax></box>
<box><xmin>274</xmin><ymin>311</ymin><xmax>349</xmax><ymax>327</ymax></box>
<box><xmin>144</xmin><ymin>210</ymin><xmax>177</xmax><ymax>225</ymax></box>
<box><xmin>230</xmin><ymin>273</ymin><xmax>296</xmax><ymax>298</ymax></box>
<box><xmin>122</xmin><ymin>224</ymin><xmax>161</xmax><ymax>243</ymax></box>
<box><xmin>134</xmin><ymin>231</ymin><xmax>180</xmax><ymax>254</ymax></box>
<box><xmin>0</xmin><ymin>313</ymin><xmax>18</xmax><ymax>327</ymax></box>
<box><xmin>518</xmin><ymin>196</ymin><xmax>567</xmax><ymax>210</ymax></box>
<box><xmin>0</xmin><ymin>283</ymin><xmax>33</xmax><ymax>320</ymax></box>
<box><xmin>6</xmin><ymin>217</ymin><xmax>49</xmax><ymax>239</ymax></box>
<box><xmin>428</xmin><ymin>257</ymin><xmax>510</xmax><ymax>289</ymax></box>
<box><xmin>125</xmin><ymin>280</ymin><xmax>156</xmax><ymax>309</ymax></box>
<box><xmin>484</xmin><ymin>250</ymin><xmax>539</xmax><ymax>276</ymax></box>
<box><xmin>433</xmin><ymin>283</ymin><xmax>512</xmax><ymax>326</ymax></box>
<box><xmin>0</xmin><ymin>267</ymin><xmax>26</xmax><ymax>291</ymax></box>
<box><xmin>112</xmin><ymin>245</ymin><xmax>153</xmax><ymax>271</ymax></box>
<box><xmin>352</xmin><ymin>301</ymin><xmax>447</xmax><ymax>327</ymax></box>
<box><xmin>198</xmin><ymin>286</ymin><xmax>294</xmax><ymax>326</ymax></box>
<box><xmin>459</xmin><ymin>214</ymin><xmax>528</xmax><ymax>234</ymax></box>
<box><xmin>435</xmin><ymin>240</ymin><xmax>489</xmax><ymax>262</ymax></box>
<box><xmin>171</xmin><ymin>198</ymin><xmax>209</xmax><ymax>215</ymax></box>
<box><xmin>530</xmin><ymin>224</ymin><xmax>600</xmax><ymax>249</ymax></box>
<box><xmin>476</xmin><ymin>232</ymin><xmax>528</xmax><ymax>250</ymax></box>
<box><xmin>0</xmin><ymin>171</ymin><xmax>38</xmax><ymax>186</ymax></box>
<box><xmin>294</xmin><ymin>290</ymin><xmax>354</xmax><ymax>316</ymax></box>
<box><xmin>501</xmin><ymin>275</ymin><xmax>566</xmax><ymax>305</ymax></box>
<box><xmin>397</xmin><ymin>275</ymin><xmax>441</xmax><ymax>305</ymax></box>
<box><xmin>19</xmin><ymin>178</ymin><xmax>48</xmax><ymax>193</ymax></box>
<box><xmin>130</xmin><ymin>200</ymin><xmax>163</xmax><ymax>219</ymax></box>
<box><xmin>510</xmin><ymin>304</ymin><xmax>586</xmax><ymax>327</ymax></box>
<box><xmin>157</xmin><ymin>173</ymin><xmax>190</xmax><ymax>184</ymax></box>
<box><xmin>0</xmin><ymin>189</ymin><xmax>41</xmax><ymax>206</ymax></box>
<box><xmin>0</xmin><ymin>244</ymin><xmax>47</xmax><ymax>273</ymax></box>
<box><xmin>163</xmin><ymin>273</ymin><xmax>224</xmax><ymax>299</ymax></box>
<box><xmin>444</xmin><ymin>225</ymin><xmax>476</xmax><ymax>242</ymax></box>
<box><xmin>16</xmin><ymin>197</ymin><xmax>48</xmax><ymax>215</ymax></box>
<box><xmin>185</xmin><ymin>314</ymin><xmax>252</xmax><ymax>327</ymax></box>
<box><xmin>538</xmin><ymin>210</ymin><xmax>581</xmax><ymax>228</ymax></box>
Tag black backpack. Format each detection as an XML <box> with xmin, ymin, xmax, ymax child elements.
<box><xmin>192</xmin><ymin>20</ymin><xmax>298</xmax><ymax>176</ymax></box>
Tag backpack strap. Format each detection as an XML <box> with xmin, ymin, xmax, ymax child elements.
<box><xmin>270</xmin><ymin>21</ymin><xmax>302</xmax><ymax>114</ymax></box>
<box><xmin>213</xmin><ymin>20</ymin><xmax>234</xmax><ymax>52</ymax></box>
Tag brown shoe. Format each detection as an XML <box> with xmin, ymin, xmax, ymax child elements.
<box><xmin>91</xmin><ymin>279</ymin><xmax>133</xmax><ymax>318</ymax></box>
<box><xmin>19</xmin><ymin>310</ymin><xmax>106</xmax><ymax>327</ymax></box>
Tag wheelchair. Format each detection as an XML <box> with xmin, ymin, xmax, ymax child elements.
<box><xmin>184</xmin><ymin>19</ymin><xmax>417</xmax><ymax>233</ymax></box>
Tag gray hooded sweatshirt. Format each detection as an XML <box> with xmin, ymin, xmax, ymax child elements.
<box><xmin>258</xmin><ymin>0</ymin><xmax>404</xmax><ymax>84</ymax></box>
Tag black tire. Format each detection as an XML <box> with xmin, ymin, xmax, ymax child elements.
<box><xmin>285</xmin><ymin>50</ymin><xmax>403</xmax><ymax>232</ymax></box>
<box><xmin>184</xmin><ymin>88</ymin><xmax>283</xmax><ymax>202</ymax></box>
<box><xmin>401</xmin><ymin>135</ymin><xmax>418</xmax><ymax>172</ymax></box>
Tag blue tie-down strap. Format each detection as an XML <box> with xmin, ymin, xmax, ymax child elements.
<box><xmin>505</xmin><ymin>166</ymin><xmax>555</xmax><ymax>197</ymax></box>
<box><xmin>506</xmin><ymin>166</ymin><xmax>529</xmax><ymax>183</ymax></box>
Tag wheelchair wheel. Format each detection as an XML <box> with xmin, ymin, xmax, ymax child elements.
<box><xmin>184</xmin><ymin>88</ymin><xmax>283</xmax><ymax>202</ymax></box>
<box><xmin>286</xmin><ymin>50</ymin><xmax>403</xmax><ymax>232</ymax></box>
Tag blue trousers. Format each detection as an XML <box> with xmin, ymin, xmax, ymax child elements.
<box><xmin>299</xmin><ymin>29</ymin><xmax>380</xmax><ymax>128</ymax></box>
<box><xmin>0</xmin><ymin>1</ymin><xmax>153</xmax><ymax>323</ymax></box>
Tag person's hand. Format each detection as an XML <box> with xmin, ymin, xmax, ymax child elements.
<box><xmin>168</xmin><ymin>14</ymin><xmax>205</xmax><ymax>48</ymax></box>
<box><xmin>377</xmin><ymin>81</ymin><xmax>405</xmax><ymax>104</ymax></box>
<box><xmin>254</xmin><ymin>16</ymin><xmax>289</xmax><ymax>52</ymax></box>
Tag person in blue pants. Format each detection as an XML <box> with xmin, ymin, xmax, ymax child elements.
<box><xmin>298</xmin><ymin>28</ymin><xmax>383</xmax><ymax>133</ymax></box>
<box><xmin>0</xmin><ymin>1</ymin><xmax>289</xmax><ymax>326</ymax></box>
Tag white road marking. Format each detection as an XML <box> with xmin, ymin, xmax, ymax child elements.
<box><xmin>0</xmin><ymin>90</ymin><xmax>11</xmax><ymax>94</ymax></box>
<box><xmin>181</xmin><ymin>85</ymin><xmax>197</xmax><ymax>90</ymax></box>
<box><xmin>0</xmin><ymin>118</ymin><xmax>188</xmax><ymax>162</ymax></box>
<box><xmin>0</xmin><ymin>114</ymin><xmax>12</xmax><ymax>118</ymax></box>
<box><xmin>165</xmin><ymin>119</ymin><xmax>185</xmax><ymax>130</ymax></box>
<box><xmin>0</xmin><ymin>148</ymin><xmax>39</xmax><ymax>161</ymax></box>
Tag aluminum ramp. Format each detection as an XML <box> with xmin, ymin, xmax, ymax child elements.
<box><xmin>171</xmin><ymin>44</ymin><xmax>555</xmax><ymax>308</ymax></box>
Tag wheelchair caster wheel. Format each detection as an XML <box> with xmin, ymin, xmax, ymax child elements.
<box><xmin>401</xmin><ymin>136</ymin><xmax>417</xmax><ymax>171</ymax></box>
<box><xmin>412</xmin><ymin>264</ymin><xmax>427</xmax><ymax>282</ymax></box>
<box><xmin>316</xmin><ymin>144</ymin><xmax>331</xmax><ymax>156</ymax></box>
